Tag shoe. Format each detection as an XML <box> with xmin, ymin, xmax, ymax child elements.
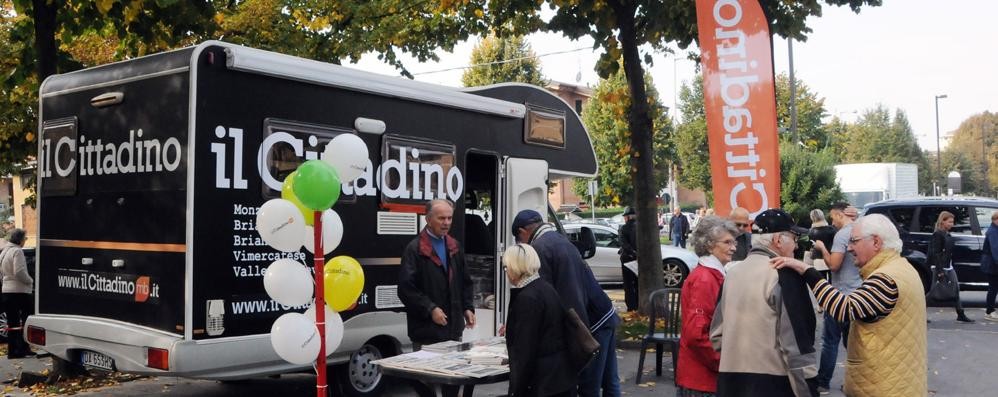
<box><xmin>956</xmin><ymin>315</ymin><xmax>975</xmax><ymax>323</ymax></box>
<box><xmin>985</xmin><ymin>312</ymin><xmax>998</xmax><ymax>322</ymax></box>
<box><xmin>817</xmin><ymin>386</ymin><xmax>830</xmax><ymax>395</ymax></box>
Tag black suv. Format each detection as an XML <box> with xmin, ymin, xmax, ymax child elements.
<box><xmin>863</xmin><ymin>197</ymin><xmax>998</xmax><ymax>291</ymax></box>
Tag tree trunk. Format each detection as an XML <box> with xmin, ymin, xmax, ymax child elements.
<box><xmin>31</xmin><ymin>0</ymin><xmax>58</xmax><ymax>80</ymax></box>
<box><xmin>615</xmin><ymin>6</ymin><xmax>664</xmax><ymax>313</ymax></box>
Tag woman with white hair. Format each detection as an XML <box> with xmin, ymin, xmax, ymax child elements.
<box><xmin>676</xmin><ymin>216</ymin><xmax>739</xmax><ymax>397</ymax></box>
<box><xmin>1</xmin><ymin>228</ymin><xmax>34</xmax><ymax>358</ymax></box>
<box><xmin>929</xmin><ymin>211</ymin><xmax>974</xmax><ymax>322</ymax></box>
<box><xmin>503</xmin><ymin>244</ymin><xmax>575</xmax><ymax>396</ymax></box>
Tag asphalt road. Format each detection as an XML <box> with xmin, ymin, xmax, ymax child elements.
<box><xmin>3</xmin><ymin>290</ymin><xmax>996</xmax><ymax>396</ymax></box>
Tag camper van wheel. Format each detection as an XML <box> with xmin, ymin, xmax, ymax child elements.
<box><xmin>662</xmin><ymin>259</ymin><xmax>689</xmax><ymax>288</ymax></box>
<box><xmin>0</xmin><ymin>312</ymin><xmax>7</xmax><ymax>341</ymax></box>
<box><xmin>336</xmin><ymin>341</ymin><xmax>394</xmax><ymax>397</ymax></box>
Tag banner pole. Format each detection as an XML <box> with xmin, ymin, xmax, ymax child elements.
<box><xmin>314</xmin><ymin>210</ymin><xmax>327</xmax><ymax>397</ymax></box>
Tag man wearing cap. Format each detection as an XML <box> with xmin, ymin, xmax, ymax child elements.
<box><xmin>808</xmin><ymin>202</ymin><xmax>862</xmax><ymax>394</ymax></box>
<box><xmin>773</xmin><ymin>214</ymin><xmax>927</xmax><ymax>397</ymax></box>
<box><xmin>512</xmin><ymin>209</ymin><xmax>621</xmax><ymax>397</ymax></box>
<box><xmin>618</xmin><ymin>206</ymin><xmax>638</xmax><ymax>312</ymax></box>
<box><xmin>710</xmin><ymin>209</ymin><xmax>820</xmax><ymax>397</ymax></box>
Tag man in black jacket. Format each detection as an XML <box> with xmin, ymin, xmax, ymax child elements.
<box><xmin>618</xmin><ymin>207</ymin><xmax>638</xmax><ymax>311</ymax></box>
<box><xmin>513</xmin><ymin>209</ymin><xmax>621</xmax><ymax>397</ymax></box>
<box><xmin>398</xmin><ymin>199</ymin><xmax>475</xmax><ymax>347</ymax></box>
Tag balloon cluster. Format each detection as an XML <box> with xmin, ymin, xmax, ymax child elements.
<box><xmin>255</xmin><ymin>134</ymin><xmax>369</xmax><ymax>365</ymax></box>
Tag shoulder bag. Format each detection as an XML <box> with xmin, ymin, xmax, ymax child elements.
<box><xmin>563</xmin><ymin>307</ymin><xmax>600</xmax><ymax>375</ymax></box>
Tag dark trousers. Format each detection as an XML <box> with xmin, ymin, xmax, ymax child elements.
<box><xmin>817</xmin><ymin>313</ymin><xmax>850</xmax><ymax>388</ymax></box>
<box><xmin>3</xmin><ymin>293</ymin><xmax>32</xmax><ymax>357</ymax></box>
<box><xmin>621</xmin><ymin>262</ymin><xmax>638</xmax><ymax>311</ymax></box>
<box><xmin>987</xmin><ymin>274</ymin><xmax>998</xmax><ymax>314</ymax></box>
<box><xmin>410</xmin><ymin>342</ymin><xmax>461</xmax><ymax>397</ymax></box>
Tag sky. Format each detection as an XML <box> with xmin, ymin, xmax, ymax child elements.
<box><xmin>348</xmin><ymin>0</ymin><xmax>998</xmax><ymax>153</ymax></box>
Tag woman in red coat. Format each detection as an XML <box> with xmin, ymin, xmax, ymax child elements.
<box><xmin>676</xmin><ymin>216</ymin><xmax>739</xmax><ymax>396</ymax></box>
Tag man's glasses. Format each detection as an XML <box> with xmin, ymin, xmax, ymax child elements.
<box><xmin>848</xmin><ymin>235</ymin><xmax>873</xmax><ymax>245</ymax></box>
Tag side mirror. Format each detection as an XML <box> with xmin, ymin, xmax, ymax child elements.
<box><xmin>573</xmin><ymin>226</ymin><xmax>597</xmax><ymax>259</ymax></box>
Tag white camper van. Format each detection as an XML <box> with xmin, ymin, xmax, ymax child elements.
<box><xmin>27</xmin><ymin>41</ymin><xmax>598</xmax><ymax>395</ymax></box>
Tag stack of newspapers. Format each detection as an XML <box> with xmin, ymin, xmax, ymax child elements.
<box><xmin>373</xmin><ymin>337</ymin><xmax>509</xmax><ymax>378</ymax></box>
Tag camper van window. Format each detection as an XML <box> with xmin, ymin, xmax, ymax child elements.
<box><xmin>524</xmin><ymin>104</ymin><xmax>566</xmax><ymax>149</ymax></box>
<box><xmin>380</xmin><ymin>135</ymin><xmax>458</xmax><ymax>211</ymax></box>
<box><xmin>262</xmin><ymin>118</ymin><xmax>357</xmax><ymax>204</ymax></box>
<box><xmin>39</xmin><ymin>117</ymin><xmax>78</xmax><ymax>197</ymax></box>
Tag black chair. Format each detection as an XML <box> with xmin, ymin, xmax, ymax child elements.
<box><xmin>635</xmin><ymin>288</ymin><xmax>682</xmax><ymax>384</ymax></box>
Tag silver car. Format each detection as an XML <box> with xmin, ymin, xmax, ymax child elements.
<box><xmin>563</xmin><ymin>224</ymin><xmax>699</xmax><ymax>288</ymax></box>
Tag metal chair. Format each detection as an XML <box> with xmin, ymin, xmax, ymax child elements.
<box><xmin>635</xmin><ymin>288</ymin><xmax>681</xmax><ymax>384</ymax></box>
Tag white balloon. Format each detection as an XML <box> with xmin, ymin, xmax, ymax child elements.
<box><xmin>263</xmin><ymin>259</ymin><xmax>314</xmax><ymax>307</ymax></box>
<box><xmin>321</xmin><ymin>134</ymin><xmax>369</xmax><ymax>182</ymax></box>
<box><xmin>303</xmin><ymin>303</ymin><xmax>345</xmax><ymax>354</ymax></box>
<box><xmin>256</xmin><ymin>199</ymin><xmax>306</xmax><ymax>252</ymax></box>
<box><xmin>303</xmin><ymin>209</ymin><xmax>344</xmax><ymax>255</ymax></box>
<box><xmin>270</xmin><ymin>312</ymin><xmax>321</xmax><ymax>365</ymax></box>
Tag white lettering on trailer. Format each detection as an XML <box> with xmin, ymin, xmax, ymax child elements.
<box><xmin>41</xmin><ymin>129</ymin><xmax>183</xmax><ymax>179</ymax></box>
<box><xmin>212</xmin><ymin>125</ymin><xmax>464</xmax><ymax>202</ymax></box>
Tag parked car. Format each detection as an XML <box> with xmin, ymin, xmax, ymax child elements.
<box><xmin>562</xmin><ymin>223</ymin><xmax>699</xmax><ymax>291</ymax></box>
<box><xmin>863</xmin><ymin>197</ymin><xmax>998</xmax><ymax>292</ymax></box>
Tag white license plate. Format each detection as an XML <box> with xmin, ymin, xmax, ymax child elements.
<box><xmin>80</xmin><ymin>350</ymin><xmax>115</xmax><ymax>371</ymax></box>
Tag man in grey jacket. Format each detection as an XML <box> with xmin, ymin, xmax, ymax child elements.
<box><xmin>710</xmin><ymin>209</ymin><xmax>820</xmax><ymax>397</ymax></box>
<box><xmin>1</xmin><ymin>229</ymin><xmax>34</xmax><ymax>358</ymax></box>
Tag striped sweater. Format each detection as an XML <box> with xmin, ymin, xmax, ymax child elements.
<box><xmin>802</xmin><ymin>268</ymin><xmax>898</xmax><ymax>323</ymax></box>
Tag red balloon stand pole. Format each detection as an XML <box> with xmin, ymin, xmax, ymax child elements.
<box><xmin>314</xmin><ymin>210</ymin><xmax>327</xmax><ymax>397</ymax></box>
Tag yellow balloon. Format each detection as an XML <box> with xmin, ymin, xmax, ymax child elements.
<box><xmin>324</xmin><ymin>256</ymin><xmax>365</xmax><ymax>311</ymax></box>
<box><xmin>281</xmin><ymin>171</ymin><xmax>316</xmax><ymax>226</ymax></box>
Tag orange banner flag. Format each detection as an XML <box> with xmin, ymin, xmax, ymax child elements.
<box><xmin>694</xmin><ymin>0</ymin><xmax>781</xmax><ymax>218</ymax></box>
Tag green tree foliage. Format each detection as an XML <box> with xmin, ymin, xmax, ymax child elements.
<box><xmin>779</xmin><ymin>142</ymin><xmax>845</xmax><ymax>224</ymax></box>
<box><xmin>460</xmin><ymin>34</ymin><xmax>545</xmax><ymax>87</ymax></box>
<box><xmin>835</xmin><ymin>105</ymin><xmax>930</xmax><ymax>192</ymax></box>
<box><xmin>941</xmin><ymin>112</ymin><xmax>998</xmax><ymax>196</ymax></box>
<box><xmin>775</xmin><ymin>73</ymin><xmax>828</xmax><ymax>149</ymax></box>
<box><xmin>573</xmin><ymin>68</ymin><xmax>672</xmax><ymax>207</ymax></box>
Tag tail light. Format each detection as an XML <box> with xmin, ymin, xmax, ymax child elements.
<box><xmin>147</xmin><ymin>347</ymin><xmax>169</xmax><ymax>370</ymax></box>
<box><xmin>26</xmin><ymin>326</ymin><xmax>46</xmax><ymax>346</ymax></box>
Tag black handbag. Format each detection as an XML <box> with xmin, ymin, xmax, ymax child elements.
<box><xmin>927</xmin><ymin>269</ymin><xmax>958</xmax><ymax>302</ymax></box>
<box><xmin>563</xmin><ymin>307</ymin><xmax>600</xmax><ymax>375</ymax></box>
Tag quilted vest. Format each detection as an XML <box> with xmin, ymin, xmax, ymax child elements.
<box><xmin>844</xmin><ymin>250</ymin><xmax>927</xmax><ymax>397</ymax></box>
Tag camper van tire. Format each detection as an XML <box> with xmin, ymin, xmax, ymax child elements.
<box><xmin>335</xmin><ymin>338</ymin><xmax>398</xmax><ymax>396</ymax></box>
<box><xmin>0</xmin><ymin>312</ymin><xmax>7</xmax><ymax>342</ymax></box>
<box><xmin>662</xmin><ymin>259</ymin><xmax>690</xmax><ymax>288</ymax></box>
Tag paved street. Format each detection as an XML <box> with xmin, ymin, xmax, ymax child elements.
<box><xmin>2</xmin><ymin>291</ymin><xmax>996</xmax><ymax>396</ymax></box>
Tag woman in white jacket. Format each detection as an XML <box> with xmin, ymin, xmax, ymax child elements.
<box><xmin>1</xmin><ymin>229</ymin><xmax>34</xmax><ymax>358</ymax></box>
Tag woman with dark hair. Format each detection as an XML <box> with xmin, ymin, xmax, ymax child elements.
<box><xmin>929</xmin><ymin>211</ymin><xmax>974</xmax><ymax>323</ymax></box>
<box><xmin>676</xmin><ymin>216</ymin><xmax>740</xmax><ymax>397</ymax></box>
<box><xmin>503</xmin><ymin>243</ymin><xmax>576</xmax><ymax>396</ymax></box>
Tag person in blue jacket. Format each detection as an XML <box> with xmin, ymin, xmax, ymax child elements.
<box><xmin>983</xmin><ymin>210</ymin><xmax>998</xmax><ymax>322</ymax></box>
<box><xmin>512</xmin><ymin>209</ymin><xmax>621</xmax><ymax>397</ymax></box>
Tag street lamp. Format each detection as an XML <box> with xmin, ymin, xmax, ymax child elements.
<box><xmin>934</xmin><ymin>94</ymin><xmax>947</xmax><ymax>194</ymax></box>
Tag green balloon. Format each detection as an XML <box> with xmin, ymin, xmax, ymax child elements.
<box><xmin>292</xmin><ymin>160</ymin><xmax>341</xmax><ymax>210</ymax></box>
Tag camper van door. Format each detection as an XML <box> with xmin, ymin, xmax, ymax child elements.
<box><xmin>492</xmin><ymin>158</ymin><xmax>548</xmax><ymax>332</ymax></box>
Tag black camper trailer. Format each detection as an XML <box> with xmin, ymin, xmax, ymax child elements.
<box><xmin>29</xmin><ymin>41</ymin><xmax>597</xmax><ymax>394</ymax></box>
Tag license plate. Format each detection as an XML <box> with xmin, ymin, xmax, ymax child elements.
<box><xmin>80</xmin><ymin>350</ymin><xmax>115</xmax><ymax>371</ymax></box>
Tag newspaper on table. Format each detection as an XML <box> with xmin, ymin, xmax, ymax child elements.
<box><xmin>374</xmin><ymin>337</ymin><xmax>509</xmax><ymax>378</ymax></box>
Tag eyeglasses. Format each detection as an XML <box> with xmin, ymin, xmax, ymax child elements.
<box><xmin>717</xmin><ymin>239</ymin><xmax>737</xmax><ymax>246</ymax></box>
<box><xmin>848</xmin><ymin>235</ymin><xmax>873</xmax><ymax>245</ymax></box>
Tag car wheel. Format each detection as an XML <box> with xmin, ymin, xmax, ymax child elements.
<box><xmin>0</xmin><ymin>311</ymin><xmax>7</xmax><ymax>342</ymax></box>
<box><xmin>662</xmin><ymin>259</ymin><xmax>690</xmax><ymax>288</ymax></box>
<box><xmin>336</xmin><ymin>340</ymin><xmax>394</xmax><ymax>397</ymax></box>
